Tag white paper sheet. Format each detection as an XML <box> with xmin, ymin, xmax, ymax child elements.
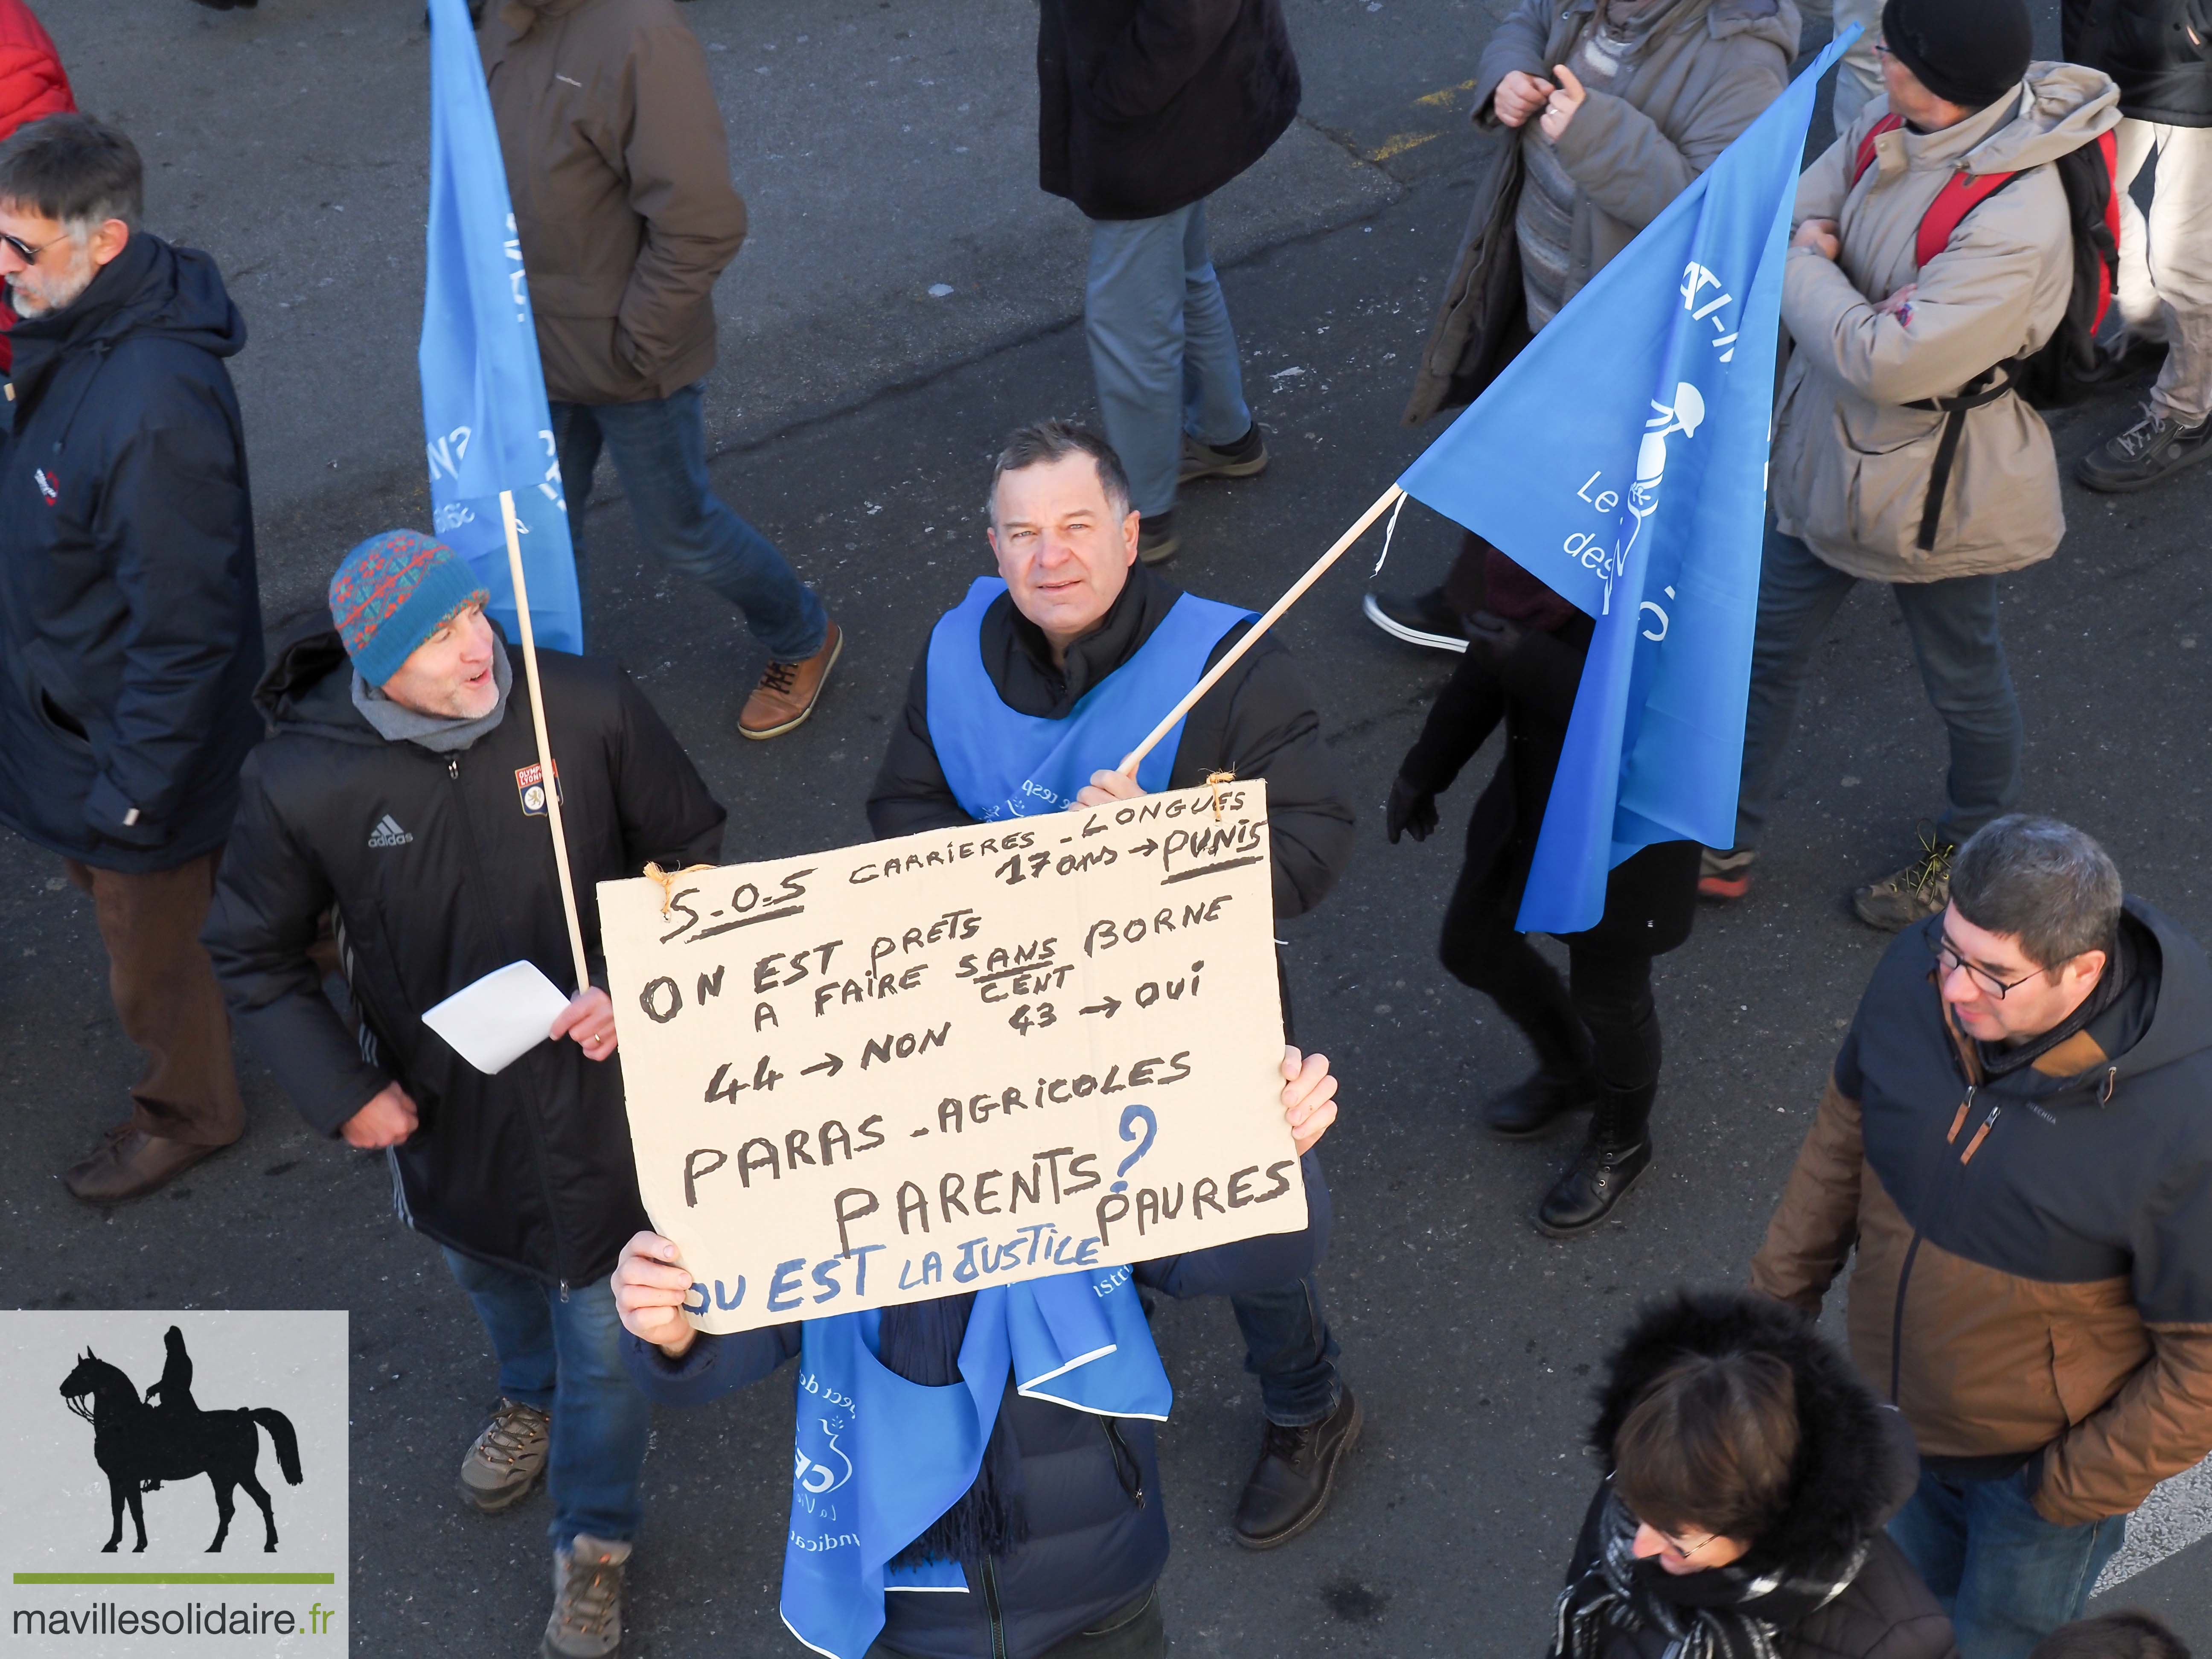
<box><xmin>421</xmin><ymin>960</ymin><xmax>573</xmax><ymax>1075</ymax></box>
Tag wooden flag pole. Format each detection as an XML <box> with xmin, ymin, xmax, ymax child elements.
<box><xmin>499</xmin><ymin>490</ymin><xmax>593</xmax><ymax>995</ymax></box>
<box><xmin>1115</xmin><ymin>483</ymin><xmax>1406</xmax><ymax>776</ymax></box>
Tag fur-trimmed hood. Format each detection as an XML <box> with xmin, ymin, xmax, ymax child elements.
<box><xmin>1591</xmin><ymin>1292</ymin><xmax>1918</xmax><ymax>1577</ymax></box>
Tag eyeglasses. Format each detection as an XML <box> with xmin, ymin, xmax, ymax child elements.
<box><xmin>1873</xmin><ymin>38</ymin><xmax>1893</xmax><ymax>58</ymax></box>
<box><xmin>1929</xmin><ymin>932</ymin><xmax>2043</xmax><ymax>1000</ymax></box>
<box><xmin>1622</xmin><ymin>1503</ymin><xmax>1729</xmax><ymax>1562</ymax></box>
<box><xmin>0</xmin><ymin>230</ymin><xmax>64</xmax><ymax>265</ymax></box>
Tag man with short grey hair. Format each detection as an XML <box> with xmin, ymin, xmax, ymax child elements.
<box><xmin>1750</xmin><ymin>814</ymin><xmax>2212</xmax><ymax>1657</ymax></box>
<box><xmin>0</xmin><ymin>112</ymin><xmax>262</xmax><ymax>1202</ymax></box>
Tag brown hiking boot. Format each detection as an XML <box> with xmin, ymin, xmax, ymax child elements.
<box><xmin>544</xmin><ymin>1534</ymin><xmax>630</xmax><ymax>1659</ymax></box>
<box><xmin>739</xmin><ymin>620</ymin><xmax>843</xmax><ymax>740</ymax></box>
<box><xmin>1851</xmin><ymin>832</ymin><xmax>1956</xmax><ymax>933</ymax></box>
<box><xmin>457</xmin><ymin>1397</ymin><xmax>550</xmax><ymax>1514</ymax></box>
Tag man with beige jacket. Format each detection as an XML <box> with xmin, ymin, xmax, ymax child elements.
<box><xmin>480</xmin><ymin>0</ymin><xmax>843</xmax><ymax>740</ymax></box>
<box><xmin>1699</xmin><ymin>0</ymin><xmax>2119</xmax><ymax>932</ymax></box>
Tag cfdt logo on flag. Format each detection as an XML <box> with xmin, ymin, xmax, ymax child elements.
<box><xmin>2</xmin><ymin>1311</ymin><xmax>348</xmax><ymax>1655</ymax></box>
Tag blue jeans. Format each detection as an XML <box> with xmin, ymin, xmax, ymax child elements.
<box><xmin>551</xmin><ymin>381</ymin><xmax>827</xmax><ymax>661</ymax></box>
<box><xmin>1733</xmin><ymin>527</ymin><xmax>2022</xmax><ymax>853</ymax></box>
<box><xmin>1888</xmin><ymin>1463</ymin><xmax>2127</xmax><ymax>1659</ymax></box>
<box><xmin>443</xmin><ymin>1250</ymin><xmax>652</xmax><ymax>1552</ymax></box>
<box><xmin>1231</xmin><ymin>1275</ymin><xmax>1342</xmax><ymax>1429</ymax></box>
<box><xmin>1085</xmin><ymin>201</ymin><xmax>1254</xmax><ymax>519</ymax></box>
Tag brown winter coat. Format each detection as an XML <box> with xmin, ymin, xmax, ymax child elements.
<box><xmin>1769</xmin><ymin>66</ymin><xmax>2120</xmax><ymax>582</ymax></box>
<box><xmin>479</xmin><ymin>0</ymin><xmax>748</xmax><ymax>406</ymax></box>
<box><xmin>1750</xmin><ymin>902</ymin><xmax>2212</xmax><ymax>1527</ymax></box>
<box><xmin>1404</xmin><ymin>0</ymin><xmax>1798</xmax><ymax>424</ymax></box>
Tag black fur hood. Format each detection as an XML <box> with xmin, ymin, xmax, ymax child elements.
<box><xmin>1590</xmin><ymin>1292</ymin><xmax>1919</xmax><ymax>1577</ymax></box>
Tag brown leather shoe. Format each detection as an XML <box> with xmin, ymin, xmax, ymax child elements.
<box><xmin>63</xmin><ymin>1125</ymin><xmax>231</xmax><ymax>1205</ymax></box>
<box><xmin>739</xmin><ymin>620</ymin><xmax>843</xmax><ymax>740</ymax></box>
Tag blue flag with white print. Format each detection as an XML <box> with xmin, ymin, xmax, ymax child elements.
<box><xmin>1396</xmin><ymin>32</ymin><xmax>1857</xmax><ymax>935</ymax></box>
<box><xmin>420</xmin><ymin>0</ymin><xmax>583</xmax><ymax>653</ymax></box>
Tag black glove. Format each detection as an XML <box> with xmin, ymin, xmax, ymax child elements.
<box><xmin>1386</xmin><ymin>774</ymin><xmax>1439</xmax><ymax>844</ymax></box>
<box><xmin>1462</xmin><ymin>608</ymin><xmax>1523</xmax><ymax>668</ymax></box>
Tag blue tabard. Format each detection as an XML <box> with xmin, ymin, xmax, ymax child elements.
<box><xmin>924</xmin><ymin>576</ymin><xmax>1254</xmax><ymax>821</ymax></box>
<box><xmin>779</xmin><ymin>1270</ymin><xmax>1172</xmax><ymax>1659</ymax></box>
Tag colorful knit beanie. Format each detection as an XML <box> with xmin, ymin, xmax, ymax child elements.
<box><xmin>328</xmin><ymin>530</ymin><xmax>490</xmax><ymax>687</ymax></box>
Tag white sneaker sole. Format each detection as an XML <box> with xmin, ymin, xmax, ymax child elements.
<box><xmin>1362</xmin><ymin>592</ymin><xmax>1467</xmax><ymax>654</ymax></box>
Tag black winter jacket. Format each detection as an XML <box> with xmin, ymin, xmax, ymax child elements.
<box><xmin>1037</xmin><ymin>0</ymin><xmax>1301</xmax><ymax>220</ymax></box>
<box><xmin>2063</xmin><ymin>0</ymin><xmax>2212</xmax><ymax>127</ymax></box>
<box><xmin>204</xmin><ymin>628</ymin><xmax>725</xmax><ymax>1287</ymax></box>
<box><xmin>1397</xmin><ymin>607</ymin><xmax>1697</xmax><ymax>955</ymax></box>
<box><xmin>868</xmin><ymin>562</ymin><xmax>1354</xmax><ymax>925</ymax></box>
<box><xmin>624</xmin><ymin>1153</ymin><xmax>1330</xmax><ymax>1659</ymax></box>
<box><xmin>1559</xmin><ymin>1293</ymin><xmax>1959</xmax><ymax>1659</ymax></box>
<box><xmin>0</xmin><ymin>232</ymin><xmax>262</xmax><ymax>872</ymax></box>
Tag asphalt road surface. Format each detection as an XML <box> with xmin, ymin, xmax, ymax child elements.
<box><xmin>8</xmin><ymin>0</ymin><xmax>2211</xmax><ymax>1653</ymax></box>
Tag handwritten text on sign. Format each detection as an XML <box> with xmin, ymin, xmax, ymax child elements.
<box><xmin>597</xmin><ymin>782</ymin><xmax>1300</xmax><ymax>1334</ymax></box>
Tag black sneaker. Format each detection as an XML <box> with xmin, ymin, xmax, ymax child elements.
<box><xmin>2077</xmin><ymin>405</ymin><xmax>2212</xmax><ymax>494</ymax></box>
<box><xmin>1138</xmin><ymin>511</ymin><xmax>1179</xmax><ymax>565</ymax></box>
<box><xmin>1362</xmin><ymin>587</ymin><xmax>1469</xmax><ymax>654</ymax></box>
<box><xmin>1180</xmin><ymin>423</ymin><xmax>1270</xmax><ymax>483</ymax></box>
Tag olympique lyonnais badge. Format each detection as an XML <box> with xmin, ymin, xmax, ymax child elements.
<box><xmin>515</xmin><ymin>761</ymin><xmax>563</xmax><ymax>817</ymax></box>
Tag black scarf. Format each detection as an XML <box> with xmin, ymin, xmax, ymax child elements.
<box><xmin>876</xmin><ymin>1294</ymin><xmax>1030</xmax><ymax>1569</ymax></box>
<box><xmin>1552</xmin><ymin>1492</ymin><xmax>1865</xmax><ymax>1659</ymax></box>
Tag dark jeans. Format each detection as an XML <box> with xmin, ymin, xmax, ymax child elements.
<box><xmin>1440</xmin><ymin>870</ymin><xmax>1661</xmax><ymax>1091</ymax></box>
<box><xmin>443</xmin><ymin>1250</ymin><xmax>652</xmax><ymax>1552</ymax></box>
<box><xmin>1734</xmin><ymin>527</ymin><xmax>2022</xmax><ymax>853</ymax></box>
<box><xmin>1231</xmin><ymin>1275</ymin><xmax>1343</xmax><ymax>1429</ymax></box>
<box><xmin>550</xmin><ymin>381</ymin><xmax>827</xmax><ymax>661</ymax></box>
<box><xmin>62</xmin><ymin>851</ymin><xmax>244</xmax><ymax>1147</ymax></box>
<box><xmin>1888</xmin><ymin>1463</ymin><xmax>2127</xmax><ymax>1659</ymax></box>
<box><xmin>867</xmin><ymin>1583</ymin><xmax>1165</xmax><ymax>1659</ymax></box>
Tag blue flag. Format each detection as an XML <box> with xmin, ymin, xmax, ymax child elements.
<box><xmin>1397</xmin><ymin>32</ymin><xmax>1856</xmax><ymax>934</ymax></box>
<box><xmin>420</xmin><ymin>0</ymin><xmax>583</xmax><ymax>654</ymax></box>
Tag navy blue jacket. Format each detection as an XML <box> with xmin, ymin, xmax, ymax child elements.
<box><xmin>624</xmin><ymin>1154</ymin><xmax>1331</xmax><ymax>1659</ymax></box>
<box><xmin>0</xmin><ymin>232</ymin><xmax>263</xmax><ymax>872</ymax></box>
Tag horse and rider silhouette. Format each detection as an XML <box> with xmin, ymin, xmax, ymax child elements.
<box><xmin>59</xmin><ymin>1327</ymin><xmax>303</xmax><ymax>1554</ymax></box>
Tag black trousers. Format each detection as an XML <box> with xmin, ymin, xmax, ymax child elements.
<box><xmin>1438</xmin><ymin>868</ymin><xmax>1661</xmax><ymax>1092</ymax></box>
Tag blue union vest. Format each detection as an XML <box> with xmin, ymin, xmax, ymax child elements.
<box><xmin>779</xmin><ymin>1272</ymin><xmax>1173</xmax><ymax>1659</ymax></box>
<box><xmin>924</xmin><ymin>576</ymin><xmax>1253</xmax><ymax>821</ymax></box>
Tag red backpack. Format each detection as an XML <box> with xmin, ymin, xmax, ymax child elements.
<box><xmin>1848</xmin><ymin>113</ymin><xmax>2120</xmax><ymax>399</ymax></box>
<box><xmin>1844</xmin><ymin>115</ymin><xmax>2120</xmax><ymax>548</ymax></box>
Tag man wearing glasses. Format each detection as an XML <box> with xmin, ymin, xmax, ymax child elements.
<box><xmin>0</xmin><ymin>114</ymin><xmax>263</xmax><ymax>1202</ymax></box>
<box><xmin>1749</xmin><ymin>815</ymin><xmax>2212</xmax><ymax>1659</ymax></box>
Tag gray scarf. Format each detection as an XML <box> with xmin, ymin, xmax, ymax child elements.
<box><xmin>352</xmin><ymin>647</ymin><xmax>512</xmax><ymax>753</ymax></box>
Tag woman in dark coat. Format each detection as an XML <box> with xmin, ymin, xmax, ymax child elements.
<box><xmin>1552</xmin><ymin>1291</ymin><xmax>1960</xmax><ymax>1659</ymax></box>
<box><xmin>1386</xmin><ymin>553</ymin><xmax>1698</xmax><ymax>1234</ymax></box>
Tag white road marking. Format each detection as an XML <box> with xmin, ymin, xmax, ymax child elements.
<box><xmin>2097</xmin><ymin>1453</ymin><xmax>2212</xmax><ymax>1591</ymax></box>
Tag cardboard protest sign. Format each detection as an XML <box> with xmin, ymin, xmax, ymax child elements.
<box><xmin>597</xmin><ymin>781</ymin><xmax>1302</xmax><ymax>1335</ymax></box>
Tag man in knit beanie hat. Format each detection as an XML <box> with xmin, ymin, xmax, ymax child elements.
<box><xmin>207</xmin><ymin>530</ymin><xmax>728</xmax><ymax>1659</ymax></box>
<box><xmin>1700</xmin><ymin>3</ymin><xmax>2121</xmax><ymax>943</ymax></box>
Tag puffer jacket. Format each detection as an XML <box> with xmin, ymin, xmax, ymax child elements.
<box><xmin>0</xmin><ymin>231</ymin><xmax>262</xmax><ymax>873</ymax></box>
<box><xmin>479</xmin><ymin>0</ymin><xmax>748</xmax><ymax>405</ymax></box>
<box><xmin>625</xmin><ymin>1155</ymin><xmax>1330</xmax><ymax>1659</ymax></box>
<box><xmin>1769</xmin><ymin>66</ymin><xmax>2122</xmax><ymax>583</ymax></box>
<box><xmin>1405</xmin><ymin>0</ymin><xmax>1798</xmax><ymax>424</ymax></box>
<box><xmin>1751</xmin><ymin>900</ymin><xmax>2212</xmax><ymax>1527</ymax></box>
<box><xmin>204</xmin><ymin>626</ymin><xmax>726</xmax><ymax>1288</ymax></box>
<box><xmin>2063</xmin><ymin>0</ymin><xmax>2212</xmax><ymax>128</ymax></box>
<box><xmin>1556</xmin><ymin>1292</ymin><xmax>1959</xmax><ymax>1659</ymax></box>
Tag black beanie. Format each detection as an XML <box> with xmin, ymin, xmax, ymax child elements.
<box><xmin>1879</xmin><ymin>0</ymin><xmax>2033</xmax><ymax>111</ymax></box>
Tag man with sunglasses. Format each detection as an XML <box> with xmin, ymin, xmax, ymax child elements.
<box><xmin>1750</xmin><ymin>814</ymin><xmax>2212</xmax><ymax>1659</ymax></box>
<box><xmin>0</xmin><ymin>113</ymin><xmax>263</xmax><ymax>1202</ymax></box>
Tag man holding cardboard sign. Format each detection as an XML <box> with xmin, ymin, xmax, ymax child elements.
<box><xmin>204</xmin><ymin>530</ymin><xmax>726</xmax><ymax>1659</ymax></box>
<box><xmin>611</xmin><ymin>1056</ymin><xmax>1339</xmax><ymax>1659</ymax></box>
<box><xmin>865</xmin><ymin>421</ymin><xmax>1359</xmax><ymax>1550</ymax></box>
